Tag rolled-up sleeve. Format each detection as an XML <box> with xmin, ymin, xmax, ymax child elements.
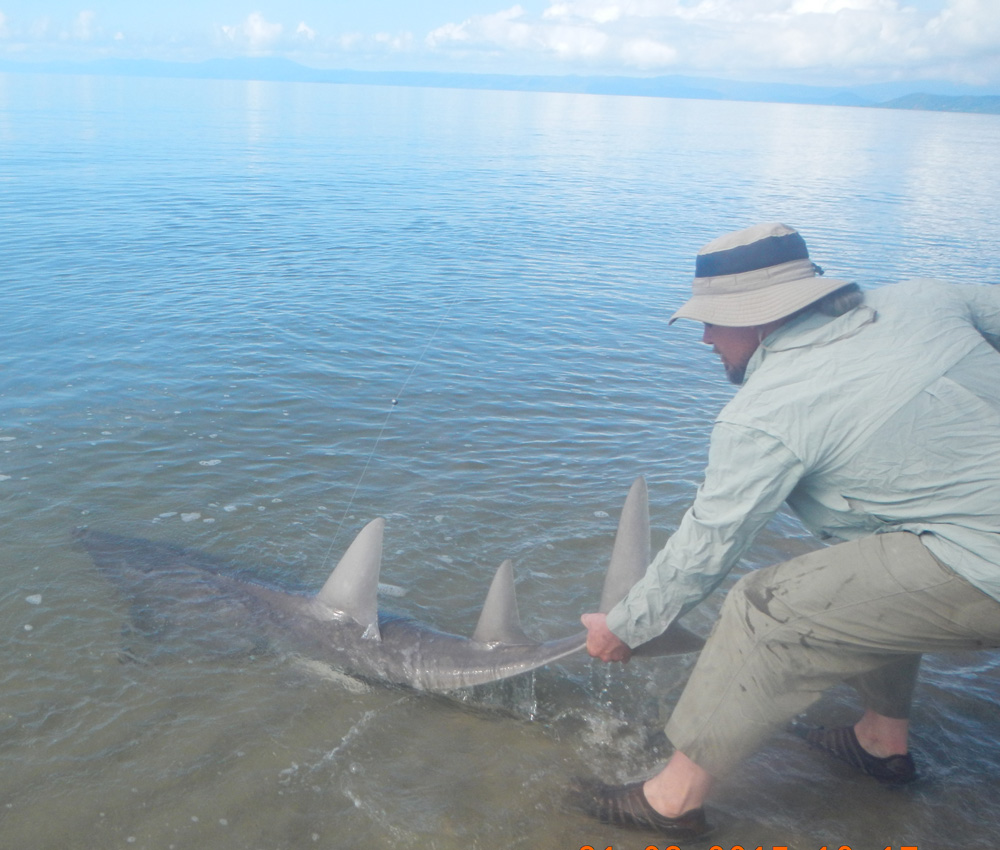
<box><xmin>605</xmin><ymin>421</ymin><xmax>805</xmax><ymax>648</ymax></box>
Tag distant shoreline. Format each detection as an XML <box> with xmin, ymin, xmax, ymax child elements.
<box><xmin>2</xmin><ymin>57</ymin><xmax>998</xmax><ymax>116</ymax></box>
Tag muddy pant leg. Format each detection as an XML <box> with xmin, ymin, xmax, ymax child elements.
<box><xmin>664</xmin><ymin>532</ymin><xmax>1000</xmax><ymax>777</ymax></box>
<box><xmin>848</xmin><ymin>654</ymin><xmax>922</xmax><ymax>719</ymax></box>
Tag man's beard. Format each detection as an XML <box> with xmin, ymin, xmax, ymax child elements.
<box><xmin>725</xmin><ymin>362</ymin><xmax>746</xmax><ymax>385</ymax></box>
<box><xmin>714</xmin><ymin>346</ymin><xmax>748</xmax><ymax>385</ymax></box>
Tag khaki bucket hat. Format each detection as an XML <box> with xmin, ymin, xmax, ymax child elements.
<box><xmin>669</xmin><ymin>222</ymin><xmax>850</xmax><ymax>327</ymax></box>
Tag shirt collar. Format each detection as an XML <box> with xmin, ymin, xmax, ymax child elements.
<box><xmin>743</xmin><ymin>305</ymin><xmax>878</xmax><ymax>381</ymax></box>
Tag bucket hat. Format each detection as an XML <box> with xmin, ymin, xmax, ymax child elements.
<box><xmin>669</xmin><ymin>223</ymin><xmax>850</xmax><ymax>327</ymax></box>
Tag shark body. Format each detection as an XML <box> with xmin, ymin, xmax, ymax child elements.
<box><xmin>75</xmin><ymin>478</ymin><xmax>702</xmax><ymax>692</ymax></box>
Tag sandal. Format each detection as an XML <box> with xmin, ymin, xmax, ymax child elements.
<box><xmin>571</xmin><ymin>779</ymin><xmax>710</xmax><ymax>838</ymax></box>
<box><xmin>790</xmin><ymin>720</ymin><xmax>917</xmax><ymax>784</ymax></box>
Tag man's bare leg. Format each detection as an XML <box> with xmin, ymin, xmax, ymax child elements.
<box><xmin>641</xmin><ymin>750</ymin><xmax>714</xmax><ymax>817</ymax></box>
<box><xmin>606</xmin><ymin>712</ymin><xmax>907</xmax><ymax>821</ymax></box>
<box><xmin>854</xmin><ymin>709</ymin><xmax>909</xmax><ymax>758</ymax></box>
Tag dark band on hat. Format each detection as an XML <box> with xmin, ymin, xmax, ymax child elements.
<box><xmin>695</xmin><ymin>231</ymin><xmax>810</xmax><ymax>278</ymax></box>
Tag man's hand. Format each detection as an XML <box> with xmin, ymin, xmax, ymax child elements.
<box><xmin>581</xmin><ymin>612</ymin><xmax>632</xmax><ymax>663</ymax></box>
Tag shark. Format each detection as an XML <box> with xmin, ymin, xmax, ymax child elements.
<box><xmin>74</xmin><ymin>477</ymin><xmax>703</xmax><ymax>692</ymax></box>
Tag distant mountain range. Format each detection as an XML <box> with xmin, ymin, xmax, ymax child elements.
<box><xmin>2</xmin><ymin>57</ymin><xmax>998</xmax><ymax>115</ymax></box>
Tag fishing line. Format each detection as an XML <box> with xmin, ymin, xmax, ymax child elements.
<box><xmin>320</xmin><ymin>207</ymin><xmax>511</xmax><ymax>570</ymax></box>
<box><xmin>321</xmin><ymin>292</ymin><xmax>459</xmax><ymax>568</ymax></box>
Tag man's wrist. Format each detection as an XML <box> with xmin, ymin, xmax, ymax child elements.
<box><xmin>603</xmin><ymin>606</ymin><xmax>635</xmax><ymax>649</ymax></box>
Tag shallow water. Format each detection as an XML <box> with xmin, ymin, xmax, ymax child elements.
<box><xmin>1</xmin><ymin>71</ymin><xmax>999</xmax><ymax>849</ymax></box>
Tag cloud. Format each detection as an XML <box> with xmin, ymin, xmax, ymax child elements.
<box><xmin>211</xmin><ymin>14</ymin><xmax>412</xmax><ymax>59</ymax></box>
<box><xmin>427</xmin><ymin>4</ymin><xmax>612</xmax><ymax>62</ymax></box>
<box><xmin>929</xmin><ymin>0</ymin><xmax>1000</xmax><ymax>50</ymax></box>
<box><xmin>426</xmin><ymin>0</ymin><xmax>1000</xmax><ymax>82</ymax></box>
<box><xmin>0</xmin><ymin>9</ymin><xmax>106</xmax><ymax>45</ymax></box>
<box><xmin>221</xmin><ymin>12</ymin><xmax>283</xmax><ymax>50</ymax></box>
<box><xmin>426</xmin><ymin>6</ymin><xmax>532</xmax><ymax>50</ymax></box>
<box><xmin>0</xmin><ymin>0</ymin><xmax>995</xmax><ymax>85</ymax></box>
<box><xmin>72</xmin><ymin>10</ymin><xmax>97</xmax><ymax>41</ymax></box>
<box><xmin>28</xmin><ymin>16</ymin><xmax>54</xmax><ymax>41</ymax></box>
<box><xmin>374</xmin><ymin>31</ymin><xmax>414</xmax><ymax>52</ymax></box>
<box><xmin>426</xmin><ymin>3</ymin><xmax>680</xmax><ymax>69</ymax></box>
<box><xmin>621</xmin><ymin>37</ymin><xmax>678</xmax><ymax>68</ymax></box>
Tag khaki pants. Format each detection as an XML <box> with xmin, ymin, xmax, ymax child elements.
<box><xmin>665</xmin><ymin>532</ymin><xmax>1000</xmax><ymax>777</ymax></box>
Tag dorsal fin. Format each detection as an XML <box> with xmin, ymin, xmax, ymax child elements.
<box><xmin>599</xmin><ymin>476</ymin><xmax>651</xmax><ymax>613</ymax></box>
<box><xmin>316</xmin><ymin>518</ymin><xmax>384</xmax><ymax>639</ymax></box>
<box><xmin>472</xmin><ymin>559</ymin><xmax>533</xmax><ymax>646</ymax></box>
<box><xmin>597</xmin><ymin>476</ymin><xmax>706</xmax><ymax>656</ymax></box>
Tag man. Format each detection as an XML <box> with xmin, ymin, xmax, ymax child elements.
<box><xmin>577</xmin><ymin>222</ymin><xmax>1000</xmax><ymax>839</ymax></box>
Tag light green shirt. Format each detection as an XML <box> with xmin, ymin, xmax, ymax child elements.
<box><xmin>607</xmin><ymin>279</ymin><xmax>1000</xmax><ymax>648</ymax></box>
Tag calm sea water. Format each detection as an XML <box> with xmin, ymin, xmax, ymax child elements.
<box><xmin>1</xmin><ymin>71</ymin><xmax>999</xmax><ymax>850</ymax></box>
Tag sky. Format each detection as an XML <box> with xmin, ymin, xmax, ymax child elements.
<box><xmin>0</xmin><ymin>1</ymin><xmax>998</xmax><ymax>88</ymax></box>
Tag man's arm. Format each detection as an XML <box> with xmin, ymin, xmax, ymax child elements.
<box><xmin>602</xmin><ymin>421</ymin><xmax>805</xmax><ymax>649</ymax></box>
